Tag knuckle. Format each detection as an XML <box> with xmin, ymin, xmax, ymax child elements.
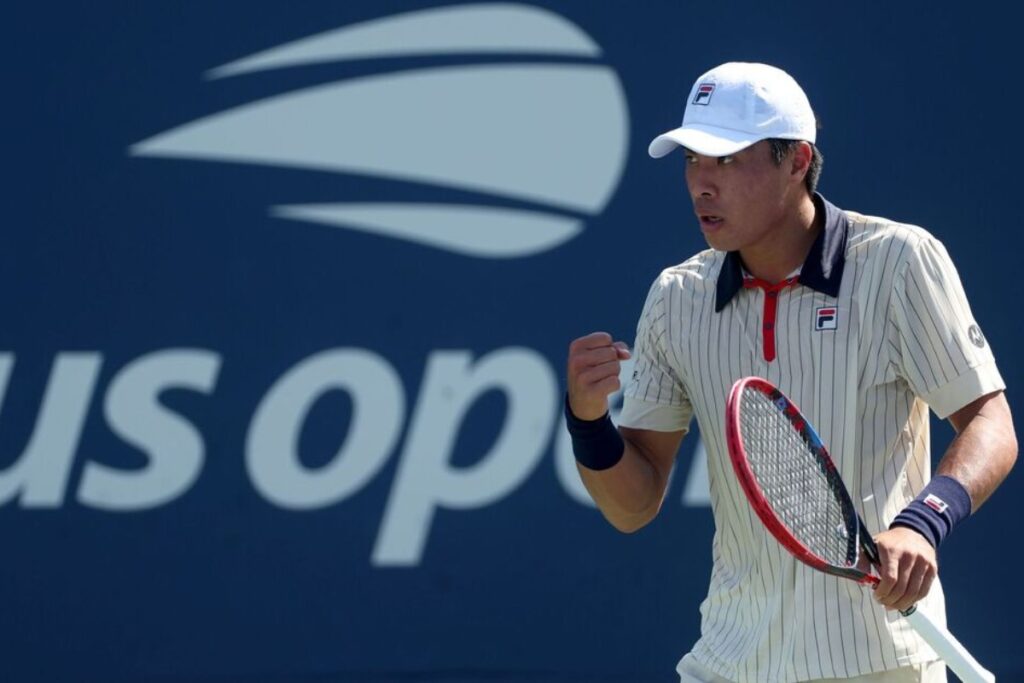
<box><xmin>573</xmin><ymin>332</ymin><xmax>608</xmax><ymax>350</ymax></box>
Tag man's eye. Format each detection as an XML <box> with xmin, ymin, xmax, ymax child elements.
<box><xmin>684</xmin><ymin>154</ymin><xmax>697</xmax><ymax>164</ymax></box>
<box><xmin>719</xmin><ymin>155</ymin><xmax>735</xmax><ymax>165</ymax></box>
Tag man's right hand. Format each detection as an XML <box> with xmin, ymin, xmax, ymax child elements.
<box><xmin>566</xmin><ymin>332</ymin><xmax>632</xmax><ymax>421</ymax></box>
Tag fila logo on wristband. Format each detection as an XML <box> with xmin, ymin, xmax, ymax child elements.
<box><xmin>924</xmin><ymin>494</ymin><xmax>949</xmax><ymax>514</ymax></box>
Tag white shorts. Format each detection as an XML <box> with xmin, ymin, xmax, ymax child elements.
<box><xmin>677</xmin><ymin>653</ymin><xmax>947</xmax><ymax>683</ymax></box>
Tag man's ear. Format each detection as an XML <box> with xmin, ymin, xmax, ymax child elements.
<box><xmin>790</xmin><ymin>141</ymin><xmax>813</xmax><ymax>183</ymax></box>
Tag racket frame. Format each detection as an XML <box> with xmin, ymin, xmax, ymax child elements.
<box><xmin>725</xmin><ymin>376</ymin><xmax>872</xmax><ymax>584</ymax></box>
<box><xmin>724</xmin><ymin>376</ymin><xmax>995</xmax><ymax>683</ymax></box>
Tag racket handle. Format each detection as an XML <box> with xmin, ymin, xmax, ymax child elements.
<box><xmin>901</xmin><ymin>606</ymin><xmax>995</xmax><ymax>683</ymax></box>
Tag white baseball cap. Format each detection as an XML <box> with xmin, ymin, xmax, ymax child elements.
<box><xmin>648</xmin><ymin>62</ymin><xmax>816</xmax><ymax>158</ymax></box>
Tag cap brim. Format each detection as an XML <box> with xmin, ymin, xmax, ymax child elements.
<box><xmin>648</xmin><ymin>125</ymin><xmax>761</xmax><ymax>159</ymax></box>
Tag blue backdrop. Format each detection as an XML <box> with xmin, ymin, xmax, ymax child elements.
<box><xmin>3</xmin><ymin>2</ymin><xmax>1019</xmax><ymax>681</ymax></box>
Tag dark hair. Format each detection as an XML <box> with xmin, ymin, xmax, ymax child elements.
<box><xmin>767</xmin><ymin>138</ymin><xmax>823</xmax><ymax>195</ymax></box>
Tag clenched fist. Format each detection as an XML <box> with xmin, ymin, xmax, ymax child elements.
<box><xmin>566</xmin><ymin>332</ymin><xmax>632</xmax><ymax>421</ymax></box>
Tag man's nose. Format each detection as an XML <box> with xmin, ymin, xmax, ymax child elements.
<box><xmin>687</xmin><ymin>163</ymin><xmax>717</xmax><ymax>199</ymax></box>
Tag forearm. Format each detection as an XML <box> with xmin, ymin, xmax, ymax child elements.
<box><xmin>577</xmin><ymin>436</ymin><xmax>669</xmax><ymax>533</ymax></box>
<box><xmin>936</xmin><ymin>391</ymin><xmax>1017</xmax><ymax>511</ymax></box>
<box><xmin>879</xmin><ymin>393</ymin><xmax>1016</xmax><ymax>608</ymax></box>
<box><xmin>564</xmin><ymin>331</ymin><xmax>684</xmax><ymax>532</ymax></box>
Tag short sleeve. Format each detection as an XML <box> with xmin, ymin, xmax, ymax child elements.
<box><xmin>890</xmin><ymin>234</ymin><xmax>1005</xmax><ymax>418</ymax></box>
<box><xmin>619</xmin><ymin>275</ymin><xmax>694</xmax><ymax>432</ymax></box>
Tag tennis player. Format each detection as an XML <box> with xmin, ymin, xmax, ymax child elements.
<box><xmin>565</xmin><ymin>62</ymin><xmax>1017</xmax><ymax>683</ymax></box>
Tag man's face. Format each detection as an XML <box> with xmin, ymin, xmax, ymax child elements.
<box><xmin>684</xmin><ymin>140</ymin><xmax>797</xmax><ymax>253</ymax></box>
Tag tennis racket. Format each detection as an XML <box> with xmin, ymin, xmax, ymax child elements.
<box><xmin>725</xmin><ymin>376</ymin><xmax>994</xmax><ymax>683</ymax></box>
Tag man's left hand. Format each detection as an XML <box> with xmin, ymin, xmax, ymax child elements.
<box><xmin>868</xmin><ymin>527</ymin><xmax>938</xmax><ymax>612</ymax></box>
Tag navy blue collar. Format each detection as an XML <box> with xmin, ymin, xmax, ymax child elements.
<box><xmin>714</xmin><ymin>193</ymin><xmax>849</xmax><ymax>312</ymax></box>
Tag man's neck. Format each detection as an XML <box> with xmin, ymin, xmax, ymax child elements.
<box><xmin>739</xmin><ymin>195</ymin><xmax>821</xmax><ymax>283</ymax></box>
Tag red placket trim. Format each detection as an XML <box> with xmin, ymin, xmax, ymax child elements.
<box><xmin>743</xmin><ymin>277</ymin><xmax>799</xmax><ymax>362</ymax></box>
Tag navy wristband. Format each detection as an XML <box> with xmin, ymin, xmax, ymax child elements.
<box><xmin>564</xmin><ymin>394</ymin><xmax>625</xmax><ymax>471</ymax></box>
<box><xmin>890</xmin><ymin>475</ymin><xmax>972</xmax><ymax>548</ymax></box>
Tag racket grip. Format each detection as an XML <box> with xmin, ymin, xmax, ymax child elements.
<box><xmin>901</xmin><ymin>606</ymin><xmax>995</xmax><ymax>683</ymax></box>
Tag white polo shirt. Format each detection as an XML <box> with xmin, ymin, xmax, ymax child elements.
<box><xmin>619</xmin><ymin>195</ymin><xmax>1005</xmax><ymax>683</ymax></box>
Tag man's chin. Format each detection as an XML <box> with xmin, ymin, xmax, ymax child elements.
<box><xmin>702</xmin><ymin>232</ymin><xmax>733</xmax><ymax>252</ymax></box>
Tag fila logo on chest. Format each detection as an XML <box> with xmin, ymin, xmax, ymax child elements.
<box><xmin>815</xmin><ymin>307</ymin><xmax>838</xmax><ymax>331</ymax></box>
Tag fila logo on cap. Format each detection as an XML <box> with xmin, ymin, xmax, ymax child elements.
<box><xmin>692</xmin><ymin>83</ymin><xmax>715</xmax><ymax>105</ymax></box>
<box><xmin>924</xmin><ymin>494</ymin><xmax>949</xmax><ymax>514</ymax></box>
<box><xmin>815</xmin><ymin>307</ymin><xmax>837</xmax><ymax>331</ymax></box>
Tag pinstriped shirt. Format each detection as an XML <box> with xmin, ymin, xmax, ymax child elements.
<box><xmin>619</xmin><ymin>195</ymin><xmax>1005</xmax><ymax>683</ymax></box>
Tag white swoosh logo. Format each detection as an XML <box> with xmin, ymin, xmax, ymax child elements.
<box><xmin>129</xmin><ymin>4</ymin><xmax>629</xmax><ymax>259</ymax></box>
<box><xmin>272</xmin><ymin>204</ymin><xmax>581</xmax><ymax>258</ymax></box>
<box><xmin>206</xmin><ymin>3</ymin><xmax>601</xmax><ymax>79</ymax></box>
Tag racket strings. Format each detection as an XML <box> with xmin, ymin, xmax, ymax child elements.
<box><xmin>739</xmin><ymin>390</ymin><xmax>855</xmax><ymax>567</ymax></box>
